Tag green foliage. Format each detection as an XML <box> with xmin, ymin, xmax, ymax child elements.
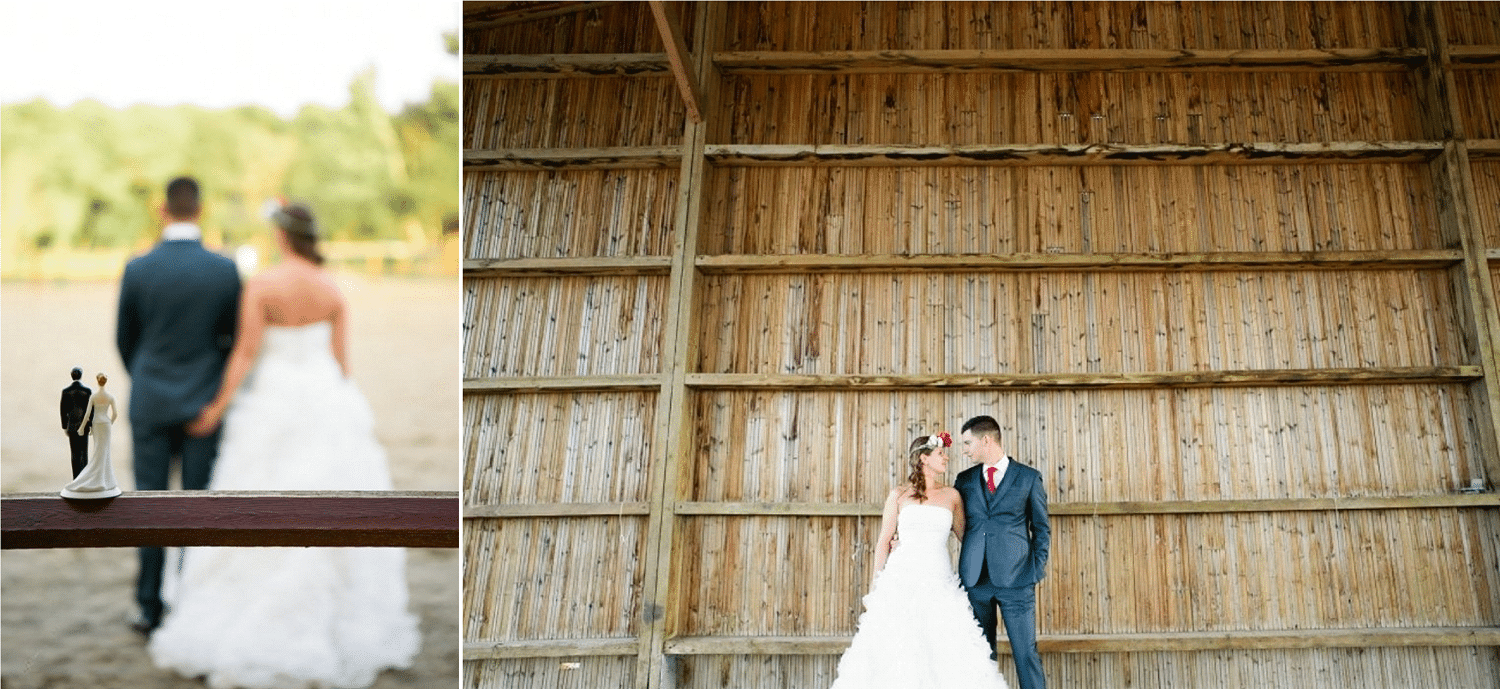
<box><xmin>1</xmin><ymin>66</ymin><xmax>459</xmax><ymax>263</ymax></box>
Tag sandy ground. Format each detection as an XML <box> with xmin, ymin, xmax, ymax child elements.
<box><xmin>1</xmin><ymin>275</ymin><xmax>462</xmax><ymax>689</ymax></box>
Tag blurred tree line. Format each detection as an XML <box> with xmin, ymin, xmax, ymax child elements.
<box><xmin>1</xmin><ymin>58</ymin><xmax>458</xmax><ymax>266</ymax></box>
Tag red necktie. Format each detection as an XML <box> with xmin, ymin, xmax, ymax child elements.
<box><xmin>986</xmin><ymin>466</ymin><xmax>997</xmax><ymax>493</ymax></box>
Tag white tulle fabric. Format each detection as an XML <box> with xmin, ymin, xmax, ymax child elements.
<box><xmin>830</xmin><ymin>503</ymin><xmax>1009</xmax><ymax>689</ymax></box>
<box><xmin>148</xmin><ymin>322</ymin><xmax>419</xmax><ymax>689</ymax></box>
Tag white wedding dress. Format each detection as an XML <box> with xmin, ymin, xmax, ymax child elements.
<box><xmin>149</xmin><ymin>321</ymin><xmax>420</xmax><ymax>689</ymax></box>
<box><xmin>830</xmin><ymin>503</ymin><xmax>1009</xmax><ymax>689</ymax></box>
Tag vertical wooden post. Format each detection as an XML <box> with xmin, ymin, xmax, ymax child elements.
<box><xmin>636</xmin><ymin>3</ymin><xmax>723</xmax><ymax>688</ymax></box>
<box><xmin>1408</xmin><ymin>1</ymin><xmax>1500</xmax><ymax>482</ymax></box>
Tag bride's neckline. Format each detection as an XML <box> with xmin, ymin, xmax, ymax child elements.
<box><xmin>899</xmin><ymin>502</ymin><xmax>949</xmax><ymax>513</ymax></box>
<box><xmin>265</xmin><ymin>319</ymin><xmax>333</xmax><ymax>330</ymax></box>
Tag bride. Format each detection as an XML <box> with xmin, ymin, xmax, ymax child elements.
<box><xmin>147</xmin><ymin>203</ymin><xmax>419</xmax><ymax>689</ymax></box>
<box><xmin>829</xmin><ymin>432</ymin><xmax>1009</xmax><ymax>689</ymax></box>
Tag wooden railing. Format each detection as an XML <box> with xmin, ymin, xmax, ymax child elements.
<box><xmin>1</xmin><ymin>491</ymin><xmax>459</xmax><ymax>549</ymax></box>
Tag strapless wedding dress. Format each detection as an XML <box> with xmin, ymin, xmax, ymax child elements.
<box><xmin>829</xmin><ymin>503</ymin><xmax>1009</xmax><ymax>689</ymax></box>
<box><xmin>148</xmin><ymin>321</ymin><xmax>419</xmax><ymax>689</ymax></box>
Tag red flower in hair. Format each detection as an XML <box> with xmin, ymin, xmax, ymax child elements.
<box><xmin>937</xmin><ymin>431</ymin><xmax>952</xmax><ymax>447</ymax></box>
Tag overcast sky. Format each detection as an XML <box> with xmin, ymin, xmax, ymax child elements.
<box><xmin>0</xmin><ymin>0</ymin><xmax>459</xmax><ymax>116</ymax></box>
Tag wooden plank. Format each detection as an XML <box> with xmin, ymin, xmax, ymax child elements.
<box><xmin>463</xmin><ymin>256</ymin><xmax>673</xmax><ymax>277</ymax></box>
<box><xmin>662</xmin><ymin>627</ymin><xmax>1500</xmax><ymax>655</ymax></box>
<box><xmin>464</xmin><ymin>2</ymin><xmax>627</xmax><ymax>30</ymax></box>
<box><xmin>462</xmin><ymin>375</ymin><xmax>662</xmax><ymax>394</ymax></box>
<box><xmin>695</xmin><ymin>250</ymin><xmax>1464</xmax><ymax>274</ymax></box>
<box><xmin>1468</xmin><ymin>139</ymin><xmax>1500</xmax><ymax>159</ymax></box>
<box><xmin>1</xmin><ymin>491</ymin><xmax>458</xmax><ymax>549</ymax></box>
<box><xmin>463</xmin><ymin>53</ymin><xmax>671</xmax><ymax>78</ymax></box>
<box><xmin>671</xmin><ymin>494</ymin><xmax>1500</xmax><ymax>517</ymax></box>
<box><xmin>464</xmin><ymin>637</ymin><xmax>639</xmax><ymax>659</ymax></box>
<box><xmin>647</xmin><ymin>1</ymin><xmax>704</xmax><ymax>123</ymax></box>
<box><xmin>683</xmin><ymin>367</ymin><xmax>1484</xmax><ymax>391</ymax></box>
<box><xmin>463</xmin><ymin>147</ymin><xmax>682</xmax><ymax>170</ymax></box>
<box><xmin>464</xmin><ymin>502</ymin><xmax>652</xmax><ymax>518</ymax></box>
<box><xmin>713</xmin><ymin>48</ymin><xmax>1430</xmax><ymax>74</ymax></box>
<box><xmin>1448</xmin><ymin>45</ymin><xmax>1500</xmax><ymax>69</ymax></box>
<box><xmin>704</xmin><ymin>142</ymin><xmax>1443</xmax><ymax>167</ymax></box>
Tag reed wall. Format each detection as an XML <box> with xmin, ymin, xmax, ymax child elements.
<box><xmin>463</xmin><ymin>2</ymin><xmax>1500</xmax><ymax>688</ymax></box>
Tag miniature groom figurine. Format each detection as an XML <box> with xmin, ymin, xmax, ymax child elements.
<box><xmin>61</xmin><ymin>367</ymin><xmax>93</xmax><ymax>477</ymax></box>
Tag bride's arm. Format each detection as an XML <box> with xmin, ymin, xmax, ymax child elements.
<box><xmin>871</xmin><ymin>488</ymin><xmax>902</xmax><ymax>584</ymax></box>
<box><xmin>187</xmin><ymin>280</ymin><xmax>267</xmax><ymax>435</ymax></box>
<box><xmin>77</xmin><ymin>394</ymin><xmax>95</xmax><ymax>435</ymax></box>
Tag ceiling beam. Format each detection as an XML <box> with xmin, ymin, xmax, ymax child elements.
<box><xmin>646</xmin><ymin>0</ymin><xmax>703</xmax><ymax>123</ymax></box>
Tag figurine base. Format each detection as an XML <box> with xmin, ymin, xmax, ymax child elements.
<box><xmin>60</xmin><ymin>486</ymin><xmax>123</xmax><ymax>500</ymax></box>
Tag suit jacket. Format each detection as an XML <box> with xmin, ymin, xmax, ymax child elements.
<box><xmin>116</xmin><ymin>238</ymin><xmax>241</xmax><ymax>428</ymax></box>
<box><xmin>956</xmin><ymin>458</ymin><xmax>1051</xmax><ymax>589</ymax></box>
<box><xmin>60</xmin><ymin>381</ymin><xmax>92</xmax><ymax>433</ymax></box>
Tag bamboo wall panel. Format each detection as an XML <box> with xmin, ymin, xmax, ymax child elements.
<box><xmin>671</xmin><ymin>510</ymin><xmax>1499</xmax><ymax>637</ymax></box>
<box><xmin>463</xmin><ymin>276</ymin><xmax>667</xmax><ymax>377</ymax></box>
<box><xmin>717</xmin><ymin>72</ymin><xmax>1422</xmax><ymax>146</ymax></box>
<box><xmin>465</xmin><ymin>2</ymin><xmax>694</xmax><ymax>55</ymax></box>
<box><xmin>1441</xmin><ymin>2</ymin><xmax>1500</xmax><ymax>46</ymax></box>
<box><xmin>1475</xmin><ymin>163</ymin><xmax>1500</xmax><ymax>247</ymax></box>
<box><xmin>1454</xmin><ymin>71</ymin><xmax>1500</xmax><ymax>140</ymax></box>
<box><xmin>690</xmin><ymin>388</ymin><xmax>1487</xmax><ymax>504</ymax></box>
<box><xmin>704</xmin><ymin>164</ymin><xmax>1439</xmax><ymax>254</ymax></box>
<box><xmin>466</xmin><ymin>656</ymin><xmax>636</xmax><ymax>689</ymax></box>
<box><xmin>720</xmin><ymin>2</ymin><xmax>1413</xmax><ymax>51</ymax></box>
<box><xmin>464</xmin><ymin>170</ymin><xmax>677</xmax><ymax>259</ymax></box>
<box><xmin>464</xmin><ymin>516</ymin><xmax>646</xmax><ymax>641</ymax></box>
<box><xmin>695</xmin><ymin>272</ymin><xmax>1467</xmax><ymax>375</ymax></box>
<box><xmin>464</xmin><ymin>392</ymin><xmax>657</xmax><ymax>506</ymax></box>
<box><xmin>464</xmin><ymin>78</ymin><xmax>685</xmax><ymax>149</ymax></box>
<box><xmin>675</xmin><ymin>655</ymin><xmax>839</xmax><ymax>689</ymax></box>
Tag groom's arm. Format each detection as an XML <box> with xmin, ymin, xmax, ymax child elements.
<box><xmin>1028</xmin><ymin>472</ymin><xmax>1051</xmax><ymax>577</ymax></box>
<box><xmin>116</xmin><ymin>268</ymin><xmax>141</xmax><ymax>373</ymax></box>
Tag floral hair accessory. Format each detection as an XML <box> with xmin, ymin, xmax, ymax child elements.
<box><xmin>918</xmin><ymin>432</ymin><xmax>953</xmax><ymax>451</ymax></box>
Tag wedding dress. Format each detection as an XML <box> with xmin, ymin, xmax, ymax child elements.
<box><xmin>829</xmin><ymin>503</ymin><xmax>1009</xmax><ymax>689</ymax></box>
<box><xmin>148</xmin><ymin>321</ymin><xmax>420</xmax><ymax>689</ymax></box>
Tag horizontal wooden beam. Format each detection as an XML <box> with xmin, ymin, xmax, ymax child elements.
<box><xmin>464</xmin><ymin>637</ymin><xmax>639</xmax><ymax>659</ymax></box>
<box><xmin>463</xmin><ymin>502</ymin><xmax>651</xmax><ymax>518</ymax></box>
<box><xmin>695</xmin><ymin>250</ymin><xmax>1464</xmax><ymax>274</ymax></box>
<box><xmin>704</xmin><ymin>141</ymin><xmax>1443</xmax><ymax>167</ymax></box>
<box><xmin>464</xmin><ymin>53</ymin><xmax>670</xmax><ymax>77</ymax></box>
<box><xmin>684</xmin><ymin>367</ymin><xmax>1483</xmax><ymax>391</ymax></box>
<box><xmin>1</xmin><ymin>491</ymin><xmax>459</xmax><ymax>549</ymax></box>
<box><xmin>714</xmin><ymin>48</ymin><xmax>1429</xmax><ymax>74</ymax></box>
<box><xmin>463</xmin><ymin>2</ymin><xmax>625</xmax><ymax>30</ymax></box>
<box><xmin>463</xmin><ymin>256</ymin><xmax>673</xmax><ymax>277</ymax></box>
<box><xmin>1468</xmin><ymin>139</ymin><xmax>1500</xmax><ymax>159</ymax></box>
<box><xmin>462</xmin><ymin>375</ymin><xmax>662</xmax><ymax>394</ymax></box>
<box><xmin>464</xmin><ymin>147</ymin><xmax>681</xmax><ymax>170</ymax></box>
<box><xmin>661</xmin><ymin>627</ymin><xmax>1500</xmax><ymax>655</ymax></box>
<box><xmin>1448</xmin><ymin>45</ymin><xmax>1500</xmax><ymax>69</ymax></box>
<box><xmin>671</xmin><ymin>494</ymin><xmax>1499</xmax><ymax>518</ymax></box>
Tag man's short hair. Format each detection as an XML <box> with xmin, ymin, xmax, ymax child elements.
<box><xmin>165</xmin><ymin>176</ymin><xmax>200</xmax><ymax>219</ymax></box>
<box><xmin>961</xmin><ymin>415</ymin><xmax>1002</xmax><ymax>441</ymax></box>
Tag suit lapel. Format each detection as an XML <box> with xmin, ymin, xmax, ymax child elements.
<box><xmin>987</xmin><ymin>460</ymin><xmax>1021</xmax><ymax>511</ymax></box>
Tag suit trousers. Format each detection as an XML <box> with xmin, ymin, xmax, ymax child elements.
<box><xmin>968</xmin><ymin>570</ymin><xmax>1046</xmax><ymax>689</ymax></box>
<box><xmin>132</xmin><ymin>422</ymin><xmax>220</xmax><ymax>626</ymax></box>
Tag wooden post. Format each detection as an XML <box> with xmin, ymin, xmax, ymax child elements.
<box><xmin>648</xmin><ymin>0</ymin><xmax>705</xmax><ymax>123</ymax></box>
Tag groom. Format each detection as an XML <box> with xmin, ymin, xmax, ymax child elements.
<box><xmin>955</xmin><ymin>414</ymin><xmax>1050</xmax><ymax>689</ymax></box>
<box><xmin>116</xmin><ymin>176</ymin><xmax>242</xmax><ymax>634</ymax></box>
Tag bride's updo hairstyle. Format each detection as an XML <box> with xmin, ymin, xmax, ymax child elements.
<box><xmin>96</xmin><ymin>372</ymin><xmax>108</xmax><ymax>386</ymax></box>
<box><xmin>905</xmin><ymin>433</ymin><xmax>951</xmax><ymax>502</ymax></box>
<box><xmin>271</xmin><ymin>203</ymin><xmax>324</xmax><ymax>265</ymax></box>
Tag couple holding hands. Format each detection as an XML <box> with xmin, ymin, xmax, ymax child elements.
<box><xmin>831</xmin><ymin>415</ymin><xmax>1051</xmax><ymax>689</ymax></box>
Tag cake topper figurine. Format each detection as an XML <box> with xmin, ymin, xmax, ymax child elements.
<box><xmin>60</xmin><ymin>367</ymin><xmax>92</xmax><ymax>478</ymax></box>
<box><xmin>61</xmin><ymin>372</ymin><xmax>122</xmax><ymax>499</ymax></box>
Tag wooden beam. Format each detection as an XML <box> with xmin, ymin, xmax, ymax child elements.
<box><xmin>662</xmin><ymin>627</ymin><xmax>1500</xmax><ymax>655</ymax></box>
<box><xmin>671</xmin><ymin>494</ymin><xmax>1500</xmax><ymax>517</ymax></box>
<box><xmin>714</xmin><ymin>48</ymin><xmax>1429</xmax><ymax>74</ymax></box>
<box><xmin>463</xmin><ymin>53</ymin><xmax>672</xmax><ymax>78</ymax></box>
<box><xmin>464</xmin><ymin>637</ymin><xmax>639</xmax><ymax>659</ymax></box>
<box><xmin>462</xmin><ymin>375</ymin><xmax>662</xmax><ymax>394</ymax></box>
<box><xmin>463</xmin><ymin>256</ymin><xmax>673</xmax><ymax>277</ymax></box>
<box><xmin>695</xmin><ymin>250</ymin><xmax>1464</xmax><ymax>274</ymax></box>
<box><xmin>704</xmin><ymin>141</ymin><xmax>1443</xmax><ymax>167</ymax></box>
<box><xmin>464</xmin><ymin>147</ymin><xmax>682</xmax><ymax>170</ymax></box>
<box><xmin>1448</xmin><ymin>45</ymin><xmax>1500</xmax><ymax>69</ymax></box>
<box><xmin>646</xmin><ymin>1</ymin><xmax>703</xmax><ymax>123</ymax></box>
<box><xmin>684</xmin><ymin>368</ymin><xmax>1483</xmax><ymax>391</ymax></box>
<box><xmin>463</xmin><ymin>502</ymin><xmax>651</xmax><ymax>518</ymax></box>
<box><xmin>1469</xmin><ymin>139</ymin><xmax>1500</xmax><ymax>159</ymax></box>
<box><xmin>463</xmin><ymin>1</ymin><xmax>624</xmax><ymax>30</ymax></box>
<box><xmin>1</xmin><ymin>491</ymin><xmax>459</xmax><ymax>549</ymax></box>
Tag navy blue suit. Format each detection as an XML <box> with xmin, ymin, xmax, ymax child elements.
<box><xmin>116</xmin><ymin>235</ymin><xmax>240</xmax><ymax>627</ymax></box>
<box><xmin>956</xmin><ymin>458</ymin><xmax>1050</xmax><ymax>689</ymax></box>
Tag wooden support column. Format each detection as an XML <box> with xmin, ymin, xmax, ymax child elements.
<box><xmin>647</xmin><ymin>0</ymin><xmax>704</xmax><ymax>123</ymax></box>
<box><xmin>636</xmin><ymin>2</ymin><xmax>722</xmax><ymax>688</ymax></box>
<box><xmin>1409</xmin><ymin>1</ymin><xmax>1500</xmax><ymax>483</ymax></box>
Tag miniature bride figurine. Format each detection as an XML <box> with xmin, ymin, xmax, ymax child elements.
<box><xmin>61</xmin><ymin>372</ymin><xmax>122</xmax><ymax>499</ymax></box>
